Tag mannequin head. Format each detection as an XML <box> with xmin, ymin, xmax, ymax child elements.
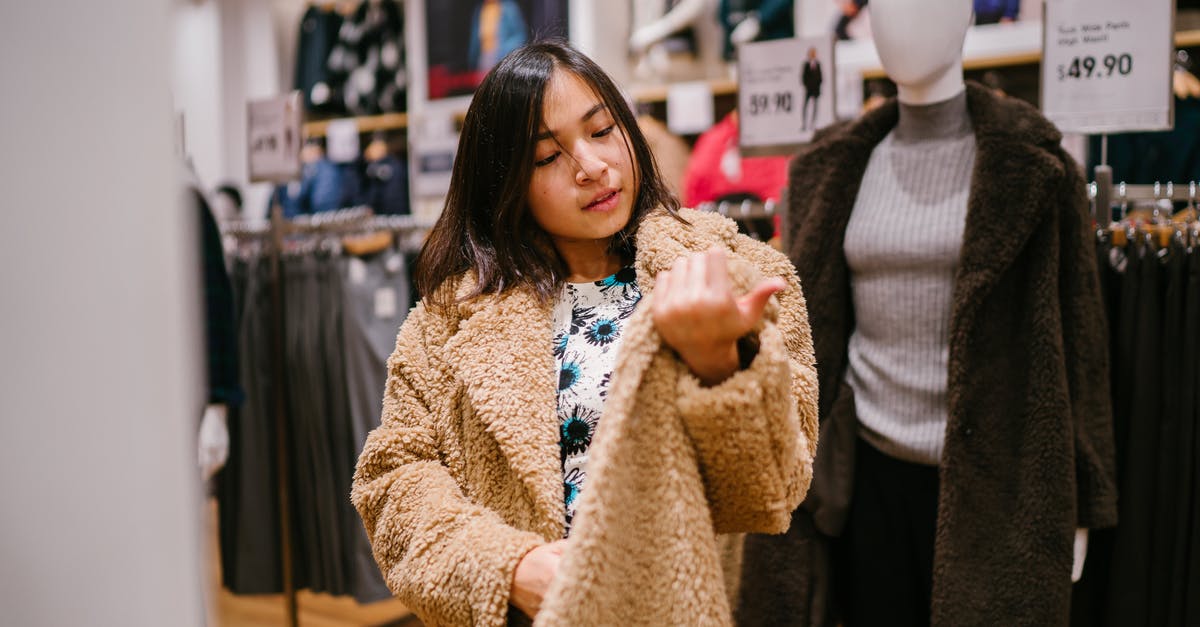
<box><xmin>869</xmin><ymin>0</ymin><xmax>972</xmax><ymax>104</ymax></box>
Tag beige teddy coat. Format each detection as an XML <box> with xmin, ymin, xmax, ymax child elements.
<box><xmin>352</xmin><ymin>208</ymin><xmax>819</xmax><ymax>626</ymax></box>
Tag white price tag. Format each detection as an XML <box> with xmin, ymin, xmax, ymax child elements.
<box><xmin>375</xmin><ymin>287</ymin><xmax>397</xmax><ymax>320</ymax></box>
<box><xmin>1041</xmin><ymin>0</ymin><xmax>1174</xmax><ymax>134</ymax></box>
<box><xmin>247</xmin><ymin>92</ymin><xmax>303</xmax><ymax>183</ymax></box>
<box><xmin>348</xmin><ymin>257</ymin><xmax>368</xmax><ymax>285</ymax></box>
<box><xmin>666</xmin><ymin>81</ymin><xmax>715</xmax><ymax>136</ymax></box>
<box><xmin>738</xmin><ymin>36</ymin><xmax>836</xmax><ymax>155</ymax></box>
<box><xmin>325</xmin><ymin>118</ymin><xmax>361</xmax><ymax>163</ymax></box>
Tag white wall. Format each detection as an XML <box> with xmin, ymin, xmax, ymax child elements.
<box><xmin>174</xmin><ymin>2</ymin><xmax>225</xmax><ymax>189</ymax></box>
<box><xmin>0</xmin><ymin>1</ymin><xmax>204</xmax><ymax>625</ymax></box>
<box><xmin>174</xmin><ymin>0</ymin><xmax>283</xmax><ymax>218</ymax></box>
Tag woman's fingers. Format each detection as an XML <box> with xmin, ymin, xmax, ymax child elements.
<box><xmin>736</xmin><ymin>277</ymin><xmax>787</xmax><ymax>326</ymax></box>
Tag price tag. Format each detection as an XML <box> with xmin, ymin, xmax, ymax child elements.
<box><xmin>375</xmin><ymin>287</ymin><xmax>397</xmax><ymax>320</ymax></box>
<box><xmin>247</xmin><ymin>92</ymin><xmax>303</xmax><ymax>183</ymax></box>
<box><xmin>738</xmin><ymin>35</ymin><xmax>836</xmax><ymax>156</ymax></box>
<box><xmin>347</xmin><ymin>257</ymin><xmax>368</xmax><ymax>285</ymax></box>
<box><xmin>666</xmin><ymin>81</ymin><xmax>715</xmax><ymax>136</ymax></box>
<box><xmin>1041</xmin><ymin>0</ymin><xmax>1174</xmax><ymax>133</ymax></box>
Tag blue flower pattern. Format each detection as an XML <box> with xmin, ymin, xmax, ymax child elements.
<box><xmin>551</xmin><ymin>266</ymin><xmax>641</xmax><ymax>535</ymax></box>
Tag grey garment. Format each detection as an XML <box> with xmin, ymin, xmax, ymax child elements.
<box><xmin>842</xmin><ymin>94</ymin><xmax>976</xmax><ymax>466</ymax></box>
<box><xmin>340</xmin><ymin>250</ymin><xmax>410</xmax><ymax>603</ymax></box>
<box><xmin>283</xmin><ymin>253</ymin><xmax>348</xmax><ymax>594</ymax></box>
<box><xmin>221</xmin><ymin>255</ymin><xmax>284</xmax><ymax>594</ymax></box>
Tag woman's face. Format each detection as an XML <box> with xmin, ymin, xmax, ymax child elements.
<box><xmin>526</xmin><ymin>69</ymin><xmax>636</xmax><ymax>253</ymax></box>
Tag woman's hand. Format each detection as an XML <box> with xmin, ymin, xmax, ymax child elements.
<box><xmin>653</xmin><ymin>247</ymin><xmax>786</xmax><ymax>386</ymax></box>
<box><xmin>510</xmin><ymin>539</ymin><xmax>568</xmax><ymax>618</ymax></box>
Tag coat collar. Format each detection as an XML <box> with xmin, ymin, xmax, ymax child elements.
<box><xmin>443</xmin><ymin>282</ymin><xmax>565</xmax><ymax>539</ymax></box>
<box><xmin>792</xmin><ymin>82</ymin><xmax>1069</xmax><ymax>338</ymax></box>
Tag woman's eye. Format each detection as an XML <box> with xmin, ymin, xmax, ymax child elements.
<box><xmin>534</xmin><ymin>152</ymin><xmax>559</xmax><ymax>167</ymax></box>
<box><xmin>592</xmin><ymin>125</ymin><xmax>615</xmax><ymax>138</ymax></box>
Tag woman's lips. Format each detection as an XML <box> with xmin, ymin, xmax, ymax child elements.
<box><xmin>584</xmin><ymin>190</ymin><xmax>619</xmax><ymax>212</ymax></box>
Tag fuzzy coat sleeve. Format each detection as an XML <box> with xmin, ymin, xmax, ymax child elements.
<box><xmin>1054</xmin><ymin>150</ymin><xmax>1119</xmax><ymax>529</ymax></box>
<box><xmin>660</xmin><ymin>215</ymin><xmax>819</xmax><ymax>534</ymax></box>
<box><xmin>351</xmin><ymin>304</ymin><xmax>545</xmax><ymax>627</ymax></box>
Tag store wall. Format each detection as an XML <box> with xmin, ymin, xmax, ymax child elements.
<box><xmin>174</xmin><ymin>1</ymin><xmax>225</xmax><ymax>190</ymax></box>
<box><xmin>173</xmin><ymin>0</ymin><xmax>283</xmax><ymax>219</ymax></box>
<box><xmin>0</xmin><ymin>1</ymin><xmax>204</xmax><ymax>626</ymax></box>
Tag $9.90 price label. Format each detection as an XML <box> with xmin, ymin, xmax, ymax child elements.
<box><xmin>1041</xmin><ymin>0</ymin><xmax>1173</xmax><ymax>133</ymax></box>
<box><xmin>737</xmin><ymin>35</ymin><xmax>835</xmax><ymax>155</ymax></box>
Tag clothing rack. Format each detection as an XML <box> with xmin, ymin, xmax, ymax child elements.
<box><xmin>223</xmin><ymin>205</ymin><xmax>424</xmax><ymax>627</ymax></box>
<box><xmin>697</xmin><ymin>198</ymin><xmax>778</xmax><ymax>220</ymax></box>
<box><xmin>1091</xmin><ymin>178</ymin><xmax>1200</xmax><ymax>226</ymax></box>
<box><xmin>1089</xmin><ymin>181</ymin><xmax>1200</xmax><ymax>248</ymax></box>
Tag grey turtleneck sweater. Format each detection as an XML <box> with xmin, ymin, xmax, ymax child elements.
<box><xmin>843</xmin><ymin>90</ymin><xmax>976</xmax><ymax>466</ymax></box>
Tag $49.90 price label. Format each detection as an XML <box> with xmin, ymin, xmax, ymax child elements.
<box><xmin>1041</xmin><ymin>0</ymin><xmax>1173</xmax><ymax>133</ymax></box>
<box><xmin>1056</xmin><ymin>53</ymin><xmax>1133</xmax><ymax>81</ymax></box>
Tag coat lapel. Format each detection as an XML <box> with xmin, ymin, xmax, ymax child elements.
<box><xmin>444</xmin><ymin>286</ymin><xmax>564</xmax><ymax>538</ymax></box>
<box><xmin>950</xmin><ymin>84</ymin><xmax>1065</xmax><ymax>340</ymax></box>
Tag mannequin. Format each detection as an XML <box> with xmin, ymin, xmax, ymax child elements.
<box><xmin>736</xmin><ymin>1</ymin><xmax>1118</xmax><ymax>625</ymax></box>
<box><xmin>628</xmin><ymin>0</ymin><xmax>725</xmax><ymax>82</ymax></box>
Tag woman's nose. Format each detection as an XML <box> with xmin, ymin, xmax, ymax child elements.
<box><xmin>574</xmin><ymin>147</ymin><xmax>608</xmax><ymax>184</ymax></box>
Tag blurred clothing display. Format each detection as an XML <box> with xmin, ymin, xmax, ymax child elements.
<box><xmin>295</xmin><ymin>4</ymin><xmax>346</xmax><ymax>113</ymax></box>
<box><xmin>718</xmin><ymin>0</ymin><xmax>794</xmax><ymax>57</ymax></box>
<box><xmin>358</xmin><ymin>154</ymin><xmax>410</xmax><ymax>215</ymax></box>
<box><xmin>1071</xmin><ymin>230</ymin><xmax>1200</xmax><ymax>627</ymax></box>
<box><xmin>324</xmin><ymin>0</ymin><xmax>407</xmax><ymax>115</ymax></box>
<box><xmin>217</xmin><ymin>246</ymin><xmax>411</xmax><ymax>603</ymax></box>
<box><xmin>469</xmin><ymin>0</ymin><xmax>528</xmax><ymax>73</ymax></box>
<box><xmin>274</xmin><ymin>157</ymin><xmax>349</xmax><ymax>218</ymax></box>
<box><xmin>973</xmin><ymin>0</ymin><xmax>1020</xmax><ymax>24</ymax></box>
<box><xmin>682</xmin><ymin>112</ymin><xmax>789</xmax><ymax>208</ymax></box>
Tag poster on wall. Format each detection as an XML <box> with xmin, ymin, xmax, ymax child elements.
<box><xmin>425</xmin><ymin>0</ymin><xmax>569</xmax><ymax>100</ymax></box>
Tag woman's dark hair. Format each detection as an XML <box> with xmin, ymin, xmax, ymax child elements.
<box><xmin>415</xmin><ymin>39</ymin><xmax>682</xmax><ymax>309</ymax></box>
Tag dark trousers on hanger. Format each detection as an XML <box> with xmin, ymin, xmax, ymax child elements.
<box><xmin>834</xmin><ymin>437</ymin><xmax>939</xmax><ymax>627</ymax></box>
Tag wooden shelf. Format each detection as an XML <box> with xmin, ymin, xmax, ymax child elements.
<box><xmin>630</xmin><ymin>78</ymin><xmax>738</xmax><ymax>104</ymax></box>
<box><xmin>303</xmin><ymin>112</ymin><xmax>408</xmax><ymax>138</ymax></box>
<box><xmin>1178</xmin><ymin>29</ymin><xmax>1200</xmax><ymax>48</ymax></box>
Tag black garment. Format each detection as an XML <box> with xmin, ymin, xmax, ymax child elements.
<box><xmin>833</xmin><ymin>0</ymin><xmax>867</xmax><ymax>40</ymax></box>
<box><xmin>295</xmin><ymin>5</ymin><xmax>345</xmax><ymax>114</ymax></box>
<box><xmin>1187</xmin><ymin>248</ymin><xmax>1200</xmax><ymax>625</ymax></box>
<box><xmin>1107</xmin><ymin>243</ymin><xmax>1163</xmax><ymax>626</ymax></box>
<box><xmin>358</xmin><ymin>155</ymin><xmax>409</xmax><ymax>215</ymax></box>
<box><xmin>1153</xmin><ymin>245</ymin><xmax>1188</xmax><ymax>626</ymax></box>
<box><xmin>325</xmin><ymin>0</ymin><xmax>406</xmax><ymax>115</ymax></box>
<box><xmin>219</xmin><ymin>256</ymin><xmax>283</xmax><ymax>594</ymax></box>
<box><xmin>833</xmin><ymin>438</ymin><xmax>939</xmax><ymax>627</ymax></box>
<box><xmin>193</xmin><ymin>189</ymin><xmax>241</xmax><ymax>406</ymax></box>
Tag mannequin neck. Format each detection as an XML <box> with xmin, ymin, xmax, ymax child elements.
<box><xmin>894</xmin><ymin>62</ymin><xmax>966</xmax><ymax>106</ymax></box>
<box><xmin>893</xmin><ymin>89</ymin><xmax>971</xmax><ymax>143</ymax></box>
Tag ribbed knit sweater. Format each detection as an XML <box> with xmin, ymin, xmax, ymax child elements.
<box><xmin>842</xmin><ymin>91</ymin><xmax>975</xmax><ymax>465</ymax></box>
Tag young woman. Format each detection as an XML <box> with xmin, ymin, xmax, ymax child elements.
<box><xmin>352</xmin><ymin>40</ymin><xmax>819</xmax><ymax>626</ymax></box>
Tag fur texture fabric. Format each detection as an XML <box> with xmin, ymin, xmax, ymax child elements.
<box><xmin>353</xmin><ymin>208</ymin><xmax>819</xmax><ymax>626</ymax></box>
<box><xmin>738</xmin><ymin>82</ymin><xmax>1119</xmax><ymax>627</ymax></box>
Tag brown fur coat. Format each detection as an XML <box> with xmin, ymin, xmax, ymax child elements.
<box><xmin>737</xmin><ymin>83</ymin><xmax>1119</xmax><ymax>627</ymax></box>
<box><xmin>353</xmin><ymin>208</ymin><xmax>819</xmax><ymax>626</ymax></box>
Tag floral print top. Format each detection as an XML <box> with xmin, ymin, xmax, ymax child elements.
<box><xmin>551</xmin><ymin>266</ymin><xmax>641</xmax><ymax>536</ymax></box>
